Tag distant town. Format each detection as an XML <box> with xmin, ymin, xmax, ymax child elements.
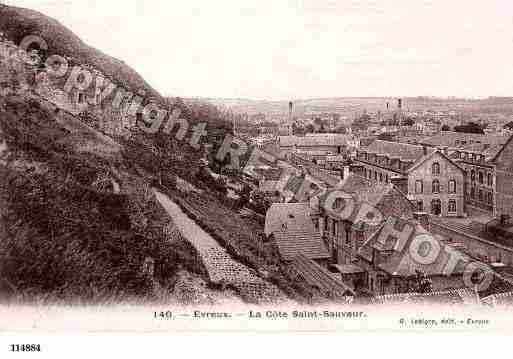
<box><xmin>205</xmin><ymin>96</ymin><xmax>513</xmax><ymax>305</ymax></box>
<box><xmin>2</xmin><ymin>3</ymin><xmax>513</xmax><ymax>308</ymax></box>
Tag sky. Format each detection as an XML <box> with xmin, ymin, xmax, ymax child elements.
<box><xmin>5</xmin><ymin>0</ymin><xmax>513</xmax><ymax>100</ymax></box>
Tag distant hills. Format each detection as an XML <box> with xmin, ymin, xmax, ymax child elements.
<box><xmin>201</xmin><ymin>96</ymin><xmax>513</xmax><ymax>118</ymax></box>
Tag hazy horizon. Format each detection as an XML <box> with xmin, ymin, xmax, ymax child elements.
<box><xmin>5</xmin><ymin>0</ymin><xmax>513</xmax><ymax>100</ymax></box>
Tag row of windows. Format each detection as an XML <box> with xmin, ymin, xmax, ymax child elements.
<box><xmin>416</xmin><ymin>199</ymin><xmax>457</xmax><ymax>214</ymax></box>
<box><xmin>414</xmin><ymin>179</ymin><xmax>457</xmax><ymax>194</ymax></box>
<box><xmin>469</xmin><ymin>169</ymin><xmax>493</xmax><ymax>186</ymax></box>
<box><xmin>469</xmin><ymin>187</ymin><xmax>494</xmax><ymax>204</ymax></box>
<box><xmin>363</xmin><ymin>168</ymin><xmax>389</xmax><ymax>183</ymax></box>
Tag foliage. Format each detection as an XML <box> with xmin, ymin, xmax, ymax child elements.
<box><xmin>454</xmin><ymin>122</ymin><xmax>485</xmax><ymax>134</ymax></box>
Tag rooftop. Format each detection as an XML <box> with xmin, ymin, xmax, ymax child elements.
<box><xmin>362</xmin><ymin>140</ymin><xmax>430</xmax><ymax>162</ymax></box>
<box><xmin>331</xmin><ymin>263</ymin><xmax>365</xmax><ymax>275</ymax></box>
<box><xmin>279</xmin><ymin>134</ymin><xmax>351</xmax><ymax>148</ymax></box>
<box><xmin>359</xmin><ymin>219</ymin><xmax>471</xmax><ymax>277</ymax></box>
<box><xmin>273</xmin><ymin>228</ymin><xmax>330</xmax><ymax>261</ymax></box>
<box><xmin>371</xmin><ymin>288</ymin><xmax>479</xmax><ymax>305</ymax></box>
<box><xmin>420</xmin><ymin>131</ymin><xmax>508</xmax><ymax>148</ymax></box>
<box><xmin>291</xmin><ymin>254</ymin><xmax>355</xmax><ymax>298</ymax></box>
<box><xmin>264</xmin><ymin>202</ymin><xmax>313</xmax><ymax>236</ymax></box>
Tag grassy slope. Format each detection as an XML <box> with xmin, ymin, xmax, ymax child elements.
<box><xmin>0</xmin><ymin>90</ymin><xmax>209</xmax><ymax>303</ymax></box>
<box><xmin>0</xmin><ymin>4</ymin><xmax>314</xmax><ymax>303</ymax></box>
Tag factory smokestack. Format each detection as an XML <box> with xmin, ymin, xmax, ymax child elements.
<box><xmin>398</xmin><ymin>98</ymin><xmax>402</xmax><ymax>109</ymax></box>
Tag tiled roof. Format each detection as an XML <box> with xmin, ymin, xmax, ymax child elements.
<box><xmin>406</xmin><ymin>150</ymin><xmax>464</xmax><ymax>174</ymax></box>
<box><xmin>420</xmin><ymin>132</ymin><xmax>508</xmax><ymax>148</ymax></box>
<box><xmin>359</xmin><ymin>219</ymin><xmax>471</xmax><ymax>277</ymax></box>
<box><xmin>482</xmin><ymin>291</ymin><xmax>513</xmax><ymax>306</ymax></box>
<box><xmin>291</xmin><ymin>254</ymin><xmax>355</xmax><ymax>298</ymax></box>
<box><xmin>265</xmin><ymin>203</ymin><xmax>314</xmax><ymax>236</ymax></box>
<box><xmin>491</xmin><ymin>134</ymin><xmax>513</xmax><ymax>163</ymax></box>
<box><xmin>254</xmin><ymin>167</ymin><xmax>283</xmax><ymax>180</ymax></box>
<box><xmin>371</xmin><ymin>288</ymin><xmax>479</xmax><ymax>305</ymax></box>
<box><xmin>334</xmin><ymin>173</ymin><xmax>415</xmax><ymax>219</ymax></box>
<box><xmin>279</xmin><ymin>134</ymin><xmax>351</xmax><ymax>147</ymax></box>
<box><xmin>273</xmin><ymin>228</ymin><xmax>330</xmax><ymax>261</ymax></box>
<box><xmin>363</xmin><ymin>140</ymin><xmax>430</xmax><ymax>162</ymax></box>
<box><xmin>331</xmin><ymin>264</ymin><xmax>365</xmax><ymax>274</ymax></box>
<box><xmin>335</xmin><ymin>172</ymin><xmax>394</xmax><ymax>207</ymax></box>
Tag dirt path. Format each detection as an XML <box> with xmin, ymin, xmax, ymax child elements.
<box><xmin>154</xmin><ymin>189</ymin><xmax>285</xmax><ymax>304</ymax></box>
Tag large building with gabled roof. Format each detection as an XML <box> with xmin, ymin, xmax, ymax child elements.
<box><xmin>355</xmin><ymin>140</ymin><xmax>466</xmax><ymax>216</ymax></box>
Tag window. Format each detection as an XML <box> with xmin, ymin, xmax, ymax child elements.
<box><xmin>478</xmin><ymin>171</ymin><xmax>484</xmax><ymax>184</ymax></box>
<box><xmin>332</xmin><ymin>221</ymin><xmax>336</xmax><ymax>236</ymax></box>
<box><xmin>432</xmin><ymin>179</ymin><xmax>440</xmax><ymax>194</ymax></box>
<box><xmin>448</xmin><ymin>179</ymin><xmax>456</xmax><ymax>194</ymax></box>
<box><xmin>448</xmin><ymin>200</ymin><xmax>457</xmax><ymax>213</ymax></box>
<box><xmin>415</xmin><ymin>180</ymin><xmax>424</xmax><ymax>194</ymax></box>
<box><xmin>478</xmin><ymin>189</ymin><xmax>483</xmax><ymax>201</ymax></box>
<box><xmin>324</xmin><ymin>218</ymin><xmax>328</xmax><ymax>231</ymax></box>
<box><xmin>417</xmin><ymin>201</ymin><xmax>424</xmax><ymax>212</ymax></box>
<box><xmin>487</xmin><ymin>173</ymin><xmax>493</xmax><ymax>186</ymax></box>
<box><xmin>432</xmin><ymin>162</ymin><xmax>440</xmax><ymax>176</ymax></box>
<box><xmin>471</xmin><ymin>170</ymin><xmax>476</xmax><ymax>182</ymax></box>
<box><xmin>374</xmin><ymin>171</ymin><xmax>378</xmax><ymax>181</ymax></box>
<box><xmin>471</xmin><ymin>186</ymin><xmax>475</xmax><ymax>199</ymax></box>
<box><xmin>487</xmin><ymin>192</ymin><xmax>494</xmax><ymax>205</ymax></box>
<box><xmin>78</xmin><ymin>92</ymin><xmax>85</xmax><ymax>104</ymax></box>
<box><xmin>385</xmin><ymin>174</ymin><xmax>389</xmax><ymax>183</ymax></box>
<box><xmin>431</xmin><ymin>198</ymin><xmax>442</xmax><ymax>215</ymax></box>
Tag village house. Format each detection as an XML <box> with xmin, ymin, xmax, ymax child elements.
<box><xmin>355</xmin><ymin>218</ymin><xmax>472</xmax><ymax>295</ymax></box>
<box><xmin>355</xmin><ymin>140</ymin><xmax>466</xmax><ymax>217</ymax></box>
<box><xmin>419</xmin><ymin>132</ymin><xmax>510</xmax><ymax>218</ymax></box>
<box><xmin>264</xmin><ymin>203</ymin><xmax>330</xmax><ymax>266</ymax></box>
<box><xmin>448</xmin><ymin>143</ymin><xmax>502</xmax><ymax>217</ymax></box>
<box><xmin>490</xmin><ymin>135</ymin><xmax>513</xmax><ymax>222</ymax></box>
<box><xmin>312</xmin><ymin>173</ymin><xmax>416</xmax><ymax>271</ymax></box>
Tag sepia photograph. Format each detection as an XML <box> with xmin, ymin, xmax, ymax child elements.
<box><xmin>1</xmin><ymin>0</ymin><xmax>513</xmax><ymax>353</ymax></box>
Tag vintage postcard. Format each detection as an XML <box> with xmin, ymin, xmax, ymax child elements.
<box><xmin>1</xmin><ymin>0</ymin><xmax>513</xmax><ymax>352</ymax></box>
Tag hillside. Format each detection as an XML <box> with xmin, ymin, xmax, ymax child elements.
<box><xmin>0</xmin><ymin>4</ymin><xmax>313</xmax><ymax>305</ymax></box>
<box><xmin>0</xmin><ymin>4</ymin><xmax>163</xmax><ymax>102</ymax></box>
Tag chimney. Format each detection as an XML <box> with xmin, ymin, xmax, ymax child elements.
<box><xmin>398</xmin><ymin>98</ymin><xmax>402</xmax><ymax>109</ymax></box>
<box><xmin>288</xmin><ymin>101</ymin><xmax>293</xmax><ymax>120</ymax></box>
